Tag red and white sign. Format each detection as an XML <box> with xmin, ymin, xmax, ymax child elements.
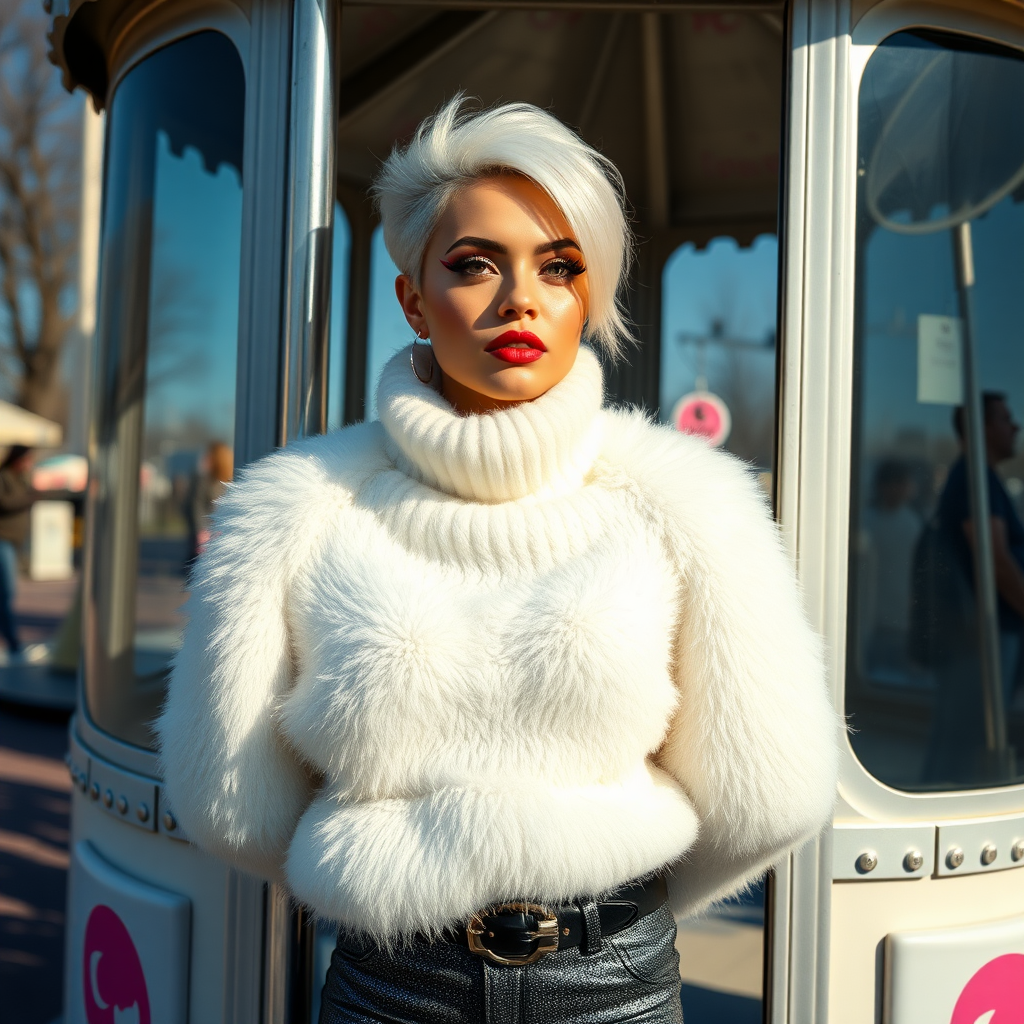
<box><xmin>885</xmin><ymin>913</ymin><xmax>1024</xmax><ymax>1024</ymax></box>
<box><xmin>66</xmin><ymin>841</ymin><xmax>190</xmax><ymax>1024</ymax></box>
<box><xmin>950</xmin><ymin>954</ymin><xmax>1024</xmax><ymax>1024</ymax></box>
<box><xmin>84</xmin><ymin>905</ymin><xmax>150</xmax><ymax>1024</ymax></box>
<box><xmin>671</xmin><ymin>391</ymin><xmax>732</xmax><ymax>447</ymax></box>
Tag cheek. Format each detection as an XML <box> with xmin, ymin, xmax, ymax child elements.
<box><xmin>547</xmin><ymin>286</ymin><xmax>587</xmax><ymax>335</ymax></box>
<box><xmin>428</xmin><ymin>284</ymin><xmax>494</xmax><ymax>338</ymax></box>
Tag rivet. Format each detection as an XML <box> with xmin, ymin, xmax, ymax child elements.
<box><xmin>562</xmin><ymin>927</ymin><xmax>570</xmax><ymax>936</ymax></box>
<box><xmin>116</xmin><ymin>795</ymin><xmax>128</xmax><ymax>815</ymax></box>
<box><xmin>856</xmin><ymin>850</ymin><xmax>878</xmax><ymax>873</ymax></box>
<box><xmin>903</xmin><ymin>850</ymin><xmax>924</xmax><ymax>872</ymax></box>
<box><xmin>981</xmin><ymin>844</ymin><xmax>998</xmax><ymax>866</ymax></box>
<box><xmin>947</xmin><ymin>847</ymin><xmax>965</xmax><ymax>870</ymax></box>
<box><xmin>487</xmin><ymin>930</ymin><xmax>494</xmax><ymax>938</ymax></box>
<box><xmin>89</xmin><ymin>782</ymin><xmax>99</xmax><ymax>801</ymax></box>
<box><xmin>163</xmin><ymin>812</ymin><xmax>177</xmax><ymax>832</ymax></box>
<box><xmin>1012</xmin><ymin>839</ymin><xmax>1024</xmax><ymax>862</ymax></box>
<box><xmin>103</xmin><ymin>789</ymin><xmax>113</xmax><ymax>808</ymax></box>
<box><xmin>136</xmin><ymin>802</ymin><xmax>149</xmax><ymax>823</ymax></box>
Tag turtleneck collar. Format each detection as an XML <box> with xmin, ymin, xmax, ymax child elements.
<box><xmin>376</xmin><ymin>345</ymin><xmax>605</xmax><ymax>503</ymax></box>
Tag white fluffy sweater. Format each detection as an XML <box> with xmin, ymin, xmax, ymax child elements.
<box><xmin>157</xmin><ymin>346</ymin><xmax>838</xmax><ymax>940</ymax></box>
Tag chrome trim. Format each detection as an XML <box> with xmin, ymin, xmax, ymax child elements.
<box><xmin>263</xmin><ymin>0</ymin><xmax>338</xmax><ymax>1018</ymax></box>
<box><xmin>279</xmin><ymin>0</ymin><xmax>337</xmax><ymax>442</ymax></box>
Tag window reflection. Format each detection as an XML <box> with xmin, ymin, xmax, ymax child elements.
<box><xmin>659</xmin><ymin>237</ymin><xmax>776</xmax><ymax>1022</ymax></box>
<box><xmin>660</xmin><ymin>236</ymin><xmax>777</xmax><ymax>479</ymax></box>
<box><xmin>364</xmin><ymin>224</ymin><xmax>407</xmax><ymax>422</ymax></box>
<box><xmin>86</xmin><ymin>32</ymin><xmax>244</xmax><ymax>748</ymax></box>
<box><xmin>847</xmin><ymin>30</ymin><xmax>1024</xmax><ymax>790</ymax></box>
<box><xmin>327</xmin><ymin>203</ymin><xmax>351</xmax><ymax>432</ymax></box>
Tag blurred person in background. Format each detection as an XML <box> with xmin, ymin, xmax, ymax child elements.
<box><xmin>925</xmin><ymin>393</ymin><xmax>1024</xmax><ymax>781</ymax></box>
<box><xmin>186</xmin><ymin>440</ymin><xmax>233</xmax><ymax>564</ymax></box>
<box><xmin>863</xmin><ymin>458</ymin><xmax>921</xmax><ymax>675</ymax></box>
<box><xmin>0</xmin><ymin>445</ymin><xmax>39</xmax><ymax>663</ymax></box>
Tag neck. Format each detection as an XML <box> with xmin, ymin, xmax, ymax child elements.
<box><xmin>438</xmin><ymin>368</ymin><xmax>527</xmax><ymax>416</ymax></box>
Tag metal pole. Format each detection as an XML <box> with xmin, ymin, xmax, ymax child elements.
<box><xmin>952</xmin><ymin>221</ymin><xmax>1010</xmax><ymax>770</ymax></box>
<box><xmin>279</xmin><ymin>0</ymin><xmax>338</xmax><ymax>443</ymax></box>
<box><xmin>263</xmin><ymin>0</ymin><xmax>337</xmax><ymax>1017</ymax></box>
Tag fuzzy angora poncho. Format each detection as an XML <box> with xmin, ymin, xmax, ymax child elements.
<box><xmin>158</xmin><ymin>345</ymin><xmax>839</xmax><ymax>941</ymax></box>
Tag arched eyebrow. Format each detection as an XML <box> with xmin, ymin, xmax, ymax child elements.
<box><xmin>444</xmin><ymin>236</ymin><xmax>583</xmax><ymax>256</ymax></box>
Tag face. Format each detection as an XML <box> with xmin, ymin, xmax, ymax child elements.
<box><xmin>986</xmin><ymin>398</ymin><xmax>1020</xmax><ymax>462</ymax></box>
<box><xmin>395</xmin><ymin>175</ymin><xmax>589</xmax><ymax>415</ymax></box>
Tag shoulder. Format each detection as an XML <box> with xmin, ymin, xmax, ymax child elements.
<box><xmin>598</xmin><ymin>407</ymin><xmax>772</xmax><ymax>535</ymax></box>
<box><xmin>213</xmin><ymin>422</ymin><xmax>389</xmax><ymax>536</ymax></box>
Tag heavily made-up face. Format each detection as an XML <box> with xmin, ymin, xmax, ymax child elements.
<box><xmin>395</xmin><ymin>174</ymin><xmax>589</xmax><ymax>415</ymax></box>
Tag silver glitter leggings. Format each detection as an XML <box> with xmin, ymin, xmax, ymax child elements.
<box><xmin>318</xmin><ymin>900</ymin><xmax>684</xmax><ymax>1024</ymax></box>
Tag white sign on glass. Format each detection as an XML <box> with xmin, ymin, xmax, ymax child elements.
<box><xmin>917</xmin><ymin>314</ymin><xmax>963</xmax><ymax>405</ymax></box>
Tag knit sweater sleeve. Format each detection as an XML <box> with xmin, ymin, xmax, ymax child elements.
<box><xmin>156</xmin><ymin>434</ymin><xmax>357</xmax><ymax>881</ymax></box>
<box><xmin>607</xmin><ymin>411</ymin><xmax>840</xmax><ymax>919</ymax></box>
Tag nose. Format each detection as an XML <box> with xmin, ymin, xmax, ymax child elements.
<box><xmin>497</xmin><ymin>266</ymin><xmax>538</xmax><ymax>322</ymax></box>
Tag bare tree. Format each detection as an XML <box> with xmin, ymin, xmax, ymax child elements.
<box><xmin>0</xmin><ymin>0</ymin><xmax>79</xmax><ymax>422</ymax></box>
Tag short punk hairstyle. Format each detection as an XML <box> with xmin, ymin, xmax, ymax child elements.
<box><xmin>371</xmin><ymin>96</ymin><xmax>633</xmax><ymax>357</ymax></box>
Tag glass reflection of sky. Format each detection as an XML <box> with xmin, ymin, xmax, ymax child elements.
<box><xmin>860</xmin><ymin>194</ymin><xmax>1024</xmax><ymax>457</ymax></box>
<box><xmin>660</xmin><ymin>235</ymin><xmax>778</xmax><ymax>469</ymax></box>
<box><xmin>327</xmin><ymin>206</ymin><xmax>352</xmax><ymax>431</ymax></box>
<box><xmin>144</xmin><ymin>132</ymin><xmax>241</xmax><ymax>451</ymax></box>
<box><xmin>365</xmin><ymin>225</ymin><xmax>407</xmax><ymax>421</ymax></box>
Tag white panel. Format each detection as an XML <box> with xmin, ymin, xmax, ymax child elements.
<box><xmin>935</xmin><ymin>816</ymin><xmax>1024</xmax><ymax>877</ymax></box>
<box><xmin>65</xmin><ymin>840</ymin><xmax>190</xmax><ymax>1024</ymax></box>
<box><xmin>885</xmin><ymin>913</ymin><xmax>1024</xmax><ymax>1024</ymax></box>
<box><xmin>833</xmin><ymin>822</ymin><xmax>935</xmax><ymax>880</ymax></box>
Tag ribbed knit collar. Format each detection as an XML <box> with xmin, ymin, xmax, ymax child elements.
<box><xmin>376</xmin><ymin>345</ymin><xmax>605</xmax><ymax>503</ymax></box>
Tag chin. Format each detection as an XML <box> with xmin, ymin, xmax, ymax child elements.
<box><xmin>478</xmin><ymin>370</ymin><xmax>554</xmax><ymax>404</ymax></box>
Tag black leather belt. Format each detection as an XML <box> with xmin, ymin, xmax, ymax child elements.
<box><xmin>451</xmin><ymin>874</ymin><xmax>668</xmax><ymax>966</ymax></box>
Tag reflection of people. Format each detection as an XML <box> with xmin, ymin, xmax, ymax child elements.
<box><xmin>0</xmin><ymin>446</ymin><xmax>37</xmax><ymax>661</ymax></box>
<box><xmin>186</xmin><ymin>441</ymin><xmax>233</xmax><ymax>562</ymax></box>
<box><xmin>159</xmin><ymin>99</ymin><xmax>838</xmax><ymax>1024</ymax></box>
<box><xmin>925</xmin><ymin>392</ymin><xmax>1024</xmax><ymax>782</ymax></box>
<box><xmin>862</xmin><ymin>459</ymin><xmax>921</xmax><ymax>674</ymax></box>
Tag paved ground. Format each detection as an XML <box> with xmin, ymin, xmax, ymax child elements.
<box><xmin>0</xmin><ymin>703</ymin><xmax>70</xmax><ymax>1024</ymax></box>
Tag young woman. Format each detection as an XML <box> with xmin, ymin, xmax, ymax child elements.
<box><xmin>158</xmin><ymin>99</ymin><xmax>839</xmax><ymax>1024</ymax></box>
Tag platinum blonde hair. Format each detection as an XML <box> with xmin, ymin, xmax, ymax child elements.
<box><xmin>371</xmin><ymin>96</ymin><xmax>633</xmax><ymax>357</ymax></box>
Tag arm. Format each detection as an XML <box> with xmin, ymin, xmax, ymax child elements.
<box><xmin>156</xmin><ymin>442</ymin><xmax>335</xmax><ymax>880</ymax></box>
<box><xmin>963</xmin><ymin>516</ymin><xmax>1024</xmax><ymax>620</ymax></box>
<box><xmin>610</xmin><ymin>416</ymin><xmax>839</xmax><ymax>918</ymax></box>
<box><xmin>0</xmin><ymin>473</ymin><xmax>35</xmax><ymax>514</ymax></box>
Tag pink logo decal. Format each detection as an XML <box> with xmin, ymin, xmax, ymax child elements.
<box><xmin>83</xmin><ymin>905</ymin><xmax>151</xmax><ymax>1024</ymax></box>
<box><xmin>950</xmin><ymin>954</ymin><xmax>1024</xmax><ymax>1024</ymax></box>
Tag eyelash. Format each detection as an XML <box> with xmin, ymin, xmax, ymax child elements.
<box><xmin>440</xmin><ymin>255</ymin><xmax>586</xmax><ymax>279</ymax></box>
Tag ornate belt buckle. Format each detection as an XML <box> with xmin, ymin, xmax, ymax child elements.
<box><xmin>466</xmin><ymin>902</ymin><xmax>559</xmax><ymax>966</ymax></box>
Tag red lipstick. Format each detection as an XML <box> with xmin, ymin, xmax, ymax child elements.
<box><xmin>485</xmin><ymin>330</ymin><xmax>547</xmax><ymax>364</ymax></box>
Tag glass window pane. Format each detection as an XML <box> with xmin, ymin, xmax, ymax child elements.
<box><xmin>327</xmin><ymin>203</ymin><xmax>351</xmax><ymax>432</ymax></box>
<box><xmin>660</xmin><ymin>235</ymin><xmax>778</xmax><ymax>479</ymax></box>
<box><xmin>847</xmin><ymin>30</ymin><xmax>1024</xmax><ymax>790</ymax></box>
<box><xmin>364</xmin><ymin>224</ymin><xmax>406</xmax><ymax>422</ymax></box>
<box><xmin>659</xmin><ymin>237</ymin><xmax>777</xmax><ymax>1020</ymax></box>
<box><xmin>86</xmin><ymin>32</ymin><xmax>245</xmax><ymax>748</ymax></box>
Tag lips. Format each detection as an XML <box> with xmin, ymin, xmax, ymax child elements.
<box><xmin>485</xmin><ymin>330</ymin><xmax>547</xmax><ymax>364</ymax></box>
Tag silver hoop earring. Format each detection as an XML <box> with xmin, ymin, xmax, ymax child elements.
<box><xmin>411</xmin><ymin>336</ymin><xmax>435</xmax><ymax>386</ymax></box>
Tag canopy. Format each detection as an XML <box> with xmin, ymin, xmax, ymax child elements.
<box><xmin>0</xmin><ymin>401</ymin><xmax>62</xmax><ymax>447</ymax></box>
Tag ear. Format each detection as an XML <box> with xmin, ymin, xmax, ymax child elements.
<box><xmin>395</xmin><ymin>275</ymin><xmax>428</xmax><ymax>339</ymax></box>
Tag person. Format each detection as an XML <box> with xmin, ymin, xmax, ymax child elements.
<box><xmin>184</xmin><ymin>440</ymin><xmax>233</xmax><ymax>563</ymax></box>
<box><xmin>158</xmin><ymin>99</ymin><xmax>838</xmax><ymax>1024</ymax></box>
<box><xmin>924</xmin><ymin>392</ymin><xmax>1024</xmax><ymax>783</ymax></box>
<box><xmin>0</xmin><ymin>445</ymin><xmax>38</xmax><ymax>663</ymax></box>
<box><xmin>861</xmin><ymin>459</ymin><xmax>922</xmax><ymax>675</ymax></box>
